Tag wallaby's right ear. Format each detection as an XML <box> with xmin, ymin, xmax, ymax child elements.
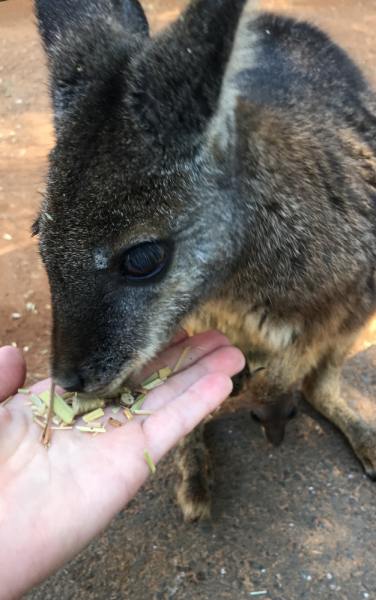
<box><xmin>35</xmin><ymin>0</ymin><xmax>149</xmax><ymax>122</ymax></box>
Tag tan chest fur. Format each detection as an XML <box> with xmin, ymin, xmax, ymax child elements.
<box><xmin>185</xmin><ymin>299</ymin><xmax>303</xmax><ymax>373</ymax></box>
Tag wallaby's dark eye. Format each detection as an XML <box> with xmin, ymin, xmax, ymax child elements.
<box><xmin>121</xmin><ymin>241</ymin><xmax>167</xmax><ymax>280</ymax></box>
<box><xmin>289</xmin><ymin>407</ymin><xmax>298</xmax><ymax>419</ymax></box>
<box><xmin>251</xmin><ymin>411</ymin><xmax>262</xmax><ymax>423</ymax></box>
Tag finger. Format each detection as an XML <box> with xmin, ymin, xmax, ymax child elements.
<box><xmin>167</xmin><ymin>328</ymin><xmax>189</xmax><ymax>347</ymax></box>
<box><xmin>143</xmin><ymin>371</ymin><xmax>234</xmax><ymax>463</ymax></box>
<box><xmin>141</xmin><ymin>344</ymin><xmax>244</xmax><ymax>411</ymax></box>
<box><xmin>133</xmin><ymin>330</ymin><xmax>231</xmax><ymax>385</ymax></box>
<box><xmin>0</xmin><ymin>346</ymin><xmax>27</xmax><ymax>402</ymax></box>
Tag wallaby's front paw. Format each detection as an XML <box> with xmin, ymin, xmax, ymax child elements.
<box><xmin>351</xmin><ymin>425</ymin><xmax>376</xmax><ymax>481</ymax></box>
<box><xmin>177</xmin><ymin>475</ymin><xmax>211</xmax><ymax>523</ymax></box>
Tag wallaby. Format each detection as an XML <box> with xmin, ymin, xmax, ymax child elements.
<box><xmin>34</xmin><ymin>0</ymin><xmax>376</xmax><ymax>523</ymax></box>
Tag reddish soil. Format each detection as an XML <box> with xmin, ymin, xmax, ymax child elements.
<box><xmin>1</xmin><ymin>1</ymin><xmax>376</xmax><ymax>599</ymax></box>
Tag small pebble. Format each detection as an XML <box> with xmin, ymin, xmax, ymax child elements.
<box><xmin>364</xmin><ymin>593</ymin><xmax>369</xmax><ymax>598</ymax></box>
<box><xmin>3</xmin><ymin>233</ymin><xmax>12</xmax><ymax>240</ymax></box>
<box><xmin>348</xmin><ymin>474</ymin><xmax>354</xmax><ymax>479</ymax></box>
<box><xmin>269</xmin><ymin>454</ymin><xmax>273</xmax><ymax>458</ymax></box>
<box><xmin>327</xmin><ymin>574</ymin><xmax>332</xmax><ymax>579</ymax></box>
<box><xmin>11</xmin><ymin>342</ymin><xmax>17</xmax><ymax>347</ymax></box>
<box><xmin>229</xmin><ymin>430</ymin><xmax>232</xmax><ymax>433</ymax></box>
<box><xmin>12</xmin><ymin>313</ymin><xmax>21</xmax><ymax>319</ymax></box>
<box><xmin>289</xmin><ymin>523</ymin><xmax>294</xmax><ymax>527</ymax></box>
<box><xmin>23</xmin><ymin>346</ymin><xmax>29</xmax><ymax>352</ymax></box>
<box><xmin>221</xmin><ymin>568</ymin><xmax>226</xmax><ymax>575</ymax></box>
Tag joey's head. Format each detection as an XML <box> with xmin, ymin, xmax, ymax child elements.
<box><xmin>250</xmin><ymin>395</ymin><xmax>298</xmax><ymax>446</ymax></box>
<box><xmin>34</xmin><ymin>0</ymin><xmax>248</xmax><ymax>396</ymax></box>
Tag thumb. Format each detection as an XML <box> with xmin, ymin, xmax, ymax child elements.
<box><xmin>0</xmin><ymin>346</ymin><xmax>27</xmax><ymax>402</ymax></box>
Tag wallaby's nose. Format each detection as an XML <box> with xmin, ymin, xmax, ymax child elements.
<box><xmin>60</xmin><ymin>369</ymin><xmax>87</xmax><ymax>393</ymax></box>
<box><xmin>265</xmin><ymin>426</ymin><xmax>285</xmax><ymax>447</ymax></box>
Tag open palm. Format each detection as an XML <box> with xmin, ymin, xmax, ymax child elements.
<box><xmin>0</xmin><ymin>331</ymin><xmax>244</xmax><ymax>600</ymax></box>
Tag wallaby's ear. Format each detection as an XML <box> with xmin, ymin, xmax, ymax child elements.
<box><xmin>36</xmin><ymin>0</ymin><xmax>149</xmax><ymax>48</ymax></box>
<box><xmin>35</xmin><ymin>0</ymin><xmax>149</xmax><ymax>123</ymax></box>
<box><xmin>131</xmin><ymin>0</ymin><xmax>250</xmax><ymax>154</ymax></box>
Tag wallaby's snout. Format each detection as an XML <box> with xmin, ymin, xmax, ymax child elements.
<box><xmin>50</xmin><ymin>294</ymin><xmax>129</xmax><ymax>395</ymax></box>
<box><xmin>48</xmin><ymin>277</ymin><xmax>134</xmax><ymax>394</ymax></box>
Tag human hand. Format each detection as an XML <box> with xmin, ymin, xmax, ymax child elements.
<box><xmin>0</xmin><ymin>331</ymin><xmax>244</xmax><ymax>600</ymax></box>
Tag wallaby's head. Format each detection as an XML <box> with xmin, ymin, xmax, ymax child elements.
<box><xmin>250</xmin><ymin>395</ymin><xmax>298</xmax><ymax>446</ymax></box>
<box><xmin>33</xmin><ymin>0</ymin><xmax>248</xmax><ymax>396</ymax></box>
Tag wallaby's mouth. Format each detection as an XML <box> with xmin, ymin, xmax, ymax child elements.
<box><xmin>52</xmin><ymin>319</ymin><xmax>184</xmax><ymax>399</ymax></box>
<box><xmin>54</xmin><ymin>366</ymin><xmax>138</xmax><ymax>401</ymax></box>
<box><xmin>50</xmin><ymin>351</ymin><xmax>139</xmax><ymax>399</ymax></box>
<box><xmin>52</xmin><ymin>338</ymin><xmax>169</xmax><ymax>400</ymax></box>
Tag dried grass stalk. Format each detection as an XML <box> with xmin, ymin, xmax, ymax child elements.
<box><xmin>158</xmin><ymin>366</ymin><xmax>171</xmax><ymax>380</ymax></box>
<box><xmin>40</xmin><ymin>389</ymin><xmax>75</xmax><ymax>424</ymax></box>
<box><xmin>172</xmin><ymin>346</ymin><xmax>191</xmax><ymax>373</ymax></box>
<box><xmin>130</xmin><ymin>394</ymin><xmax>147</xmax><ymax>413</ymax></box>
<box><xmin>0</xmin><ymin>396</ymin><xmax>12</xmax><ymax>407</ymax></box>
<box><xmin>40</xmin><ymin>380</ymin><xmax>55</xmax><ymax>445</ymax></box>
<box><xmin>108</xmin><ymin>418</ymin><xmax>122</xmax><ymax>427</ymax></box>
<box><xmin>82</xmin><ymin>408</ymin><xmax>105</xmax><ymax>423</ymax></box>
<box><xmin>144</xmin><ymin>449</ymin><xmax>156</xmax><ymax>473</ymax></box>
<box><xmin>76</xmin><ymin>426</ymin><xmax>106</xmax><ymax>433</ymax></box>
<box><xmin>124</xmin><ymin>408</ymin><xmax>134</xmax><ymax>420</ymax></box>
<box><xmin>86</xmin><ymin>420</ymin><xmax>103</xmax><ymax>428</ymax></box>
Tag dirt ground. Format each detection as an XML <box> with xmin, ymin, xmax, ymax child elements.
<box><xmin>1</xmin><ymin>0</ymin><xmax>376</xmax><ymax>598</ymax></box>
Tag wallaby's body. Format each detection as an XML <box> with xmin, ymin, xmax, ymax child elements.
<box><xmin>35</xmin><ymin>0</ymin><xmax>376</xmax><ymax>522</ymax></box>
